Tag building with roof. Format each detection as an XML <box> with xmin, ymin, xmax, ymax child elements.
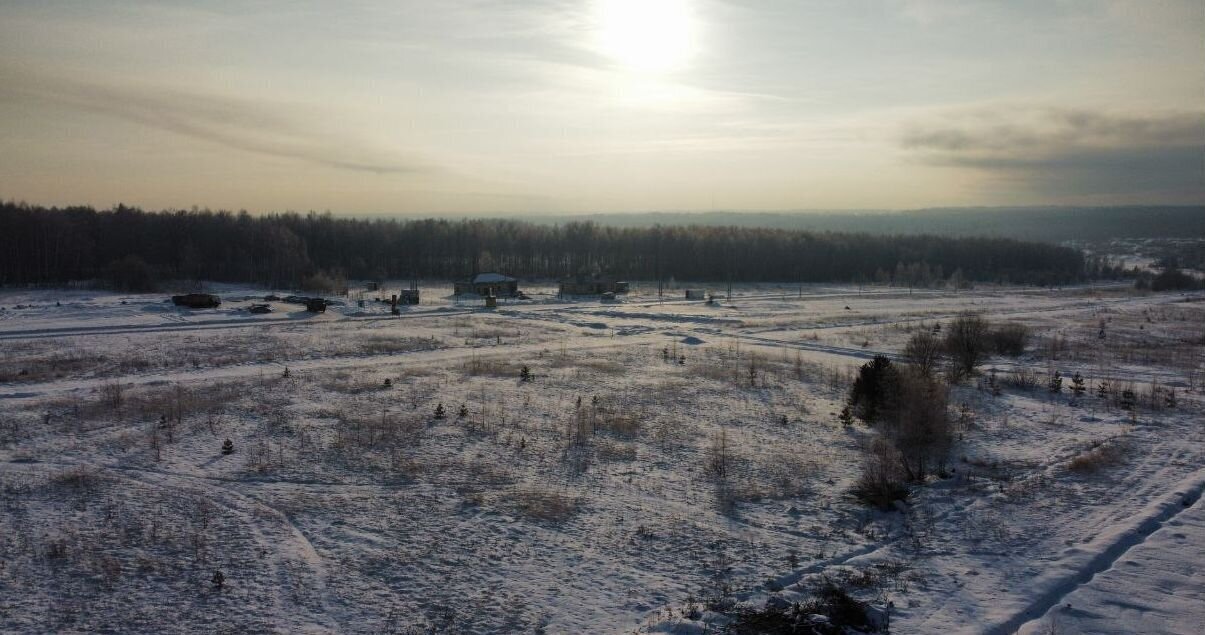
<box><xmin>453</xmin><ymin>272</ymin><xmax>519</xmax><ymax>297</ymax></box>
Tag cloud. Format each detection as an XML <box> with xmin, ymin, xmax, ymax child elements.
<box><xmin>0</xmin><ymin>66</ymin><xmax>429</xmax><ymax>175</ymax></box>
<box><xmin>900</xmin><ymin>106</ymin><xmax>1205</xmax><ymax>200</ymax></box>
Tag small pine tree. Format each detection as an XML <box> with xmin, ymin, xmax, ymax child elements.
<box><xmin>221</xmin><ymin>439</ymin><xmax>234</xmax><ymax>455</ymax></box>
<box><xmin>1071</xmin><ymin>372</ymin><xmax>1086</xmax><ymax>399</ymax></box>
<box><xmin>520</xmin><ymin>365</ymin><xmax>531</xmax><ymax>382</ymax></box>
<box><xmin>282</xmin><ymin>366</ymin><xmax>290</xmax><ymax>378</ymax></box>
<box><xmin>779</xmin><ymin>414</ymin><xmax>788</xmax><ymax>426</ymax></box>
<box><xmin>457</xmin><ymin>404</ymin><xmax>468</xmax><ymax>418</ymax></box>
<box><xmin>1120</xmin><ymin>389</ymin><xmax>1137</xmax><ymax>411</ymax></box>
<box><xmin>1097</xmin><ymin>379</ymin><xmax>1111</xmax><ymax>400</ymax></box>
<box><xmin>434</xmin><ymin>403</ymin><xmax>446</xmax><ymax>419</ymax></box>
<box><xmin>212</xmin><ymin>570</ymin><xmax>225</xmax><ymax>590</ymax></box>
<box><xmin>839</xmin><ymin>404</ymin><xmax>854</xmax><ymax>426</ymax></box>
<box><xmin>1049</xmin><ymin>371</ymin><xmax>1063</xmax><ymax>394</ymax></box>
<box><xmin>383</xmin><ymin>377</ymin><xmax>392</xmax><ymax>388</ymax></box>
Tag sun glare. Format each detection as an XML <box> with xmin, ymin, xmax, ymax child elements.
<box><xmin>594</xmin><ymin>0</ymin><xmax>696</xmax><ymax>73</ymax></box>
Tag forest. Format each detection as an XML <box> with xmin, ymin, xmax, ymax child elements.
<box><xmin>0</xmin><ymin>202</ymin><xmax>1089</xmax><ymax>290</ymax></box>
<box><xmin>523</xmin><ymin>206</ymin><xmax>1205</xmax><ymax>242</ymax></box>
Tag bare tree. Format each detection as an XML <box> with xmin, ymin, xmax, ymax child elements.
<box><xmin>903</xmin><ymin>330</ymin><xmax>942</xmax><ymax>377</ymax></box>
<box><xmin>944</xmin><ymin>313</ymin><xmax>989</xmax><ymax>380</ymax></box>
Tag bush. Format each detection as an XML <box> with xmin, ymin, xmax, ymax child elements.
<box><xmin>1068</xmin><ymin>440</ymin><xmax>1128</xmax><ymax>473</ymax></box>
<box><xmin>881</xmin><ymin>370</ymin><xmax>953</xmax><ymax>481</ymax></box>
<box><xmin>1150</xmin><ymin>267</ymin><xmax>1200</xmax><ymax>291</ymax></box>
<box><xmin>724</xmin><ymin>581</ymin><xmax>871</xmax><ymax>635</ymax></box>
<box><xmin>300</xmin><ymin>270</ymin><xmax>346</xmax><ymax>294</ymax></box>
<box><xmin>944</xmin><ymin>313</ymin><xmax>989</xmax><ymax>379</ymax></box>
<box><xmin>989</xmin><ymin>323</ymin><xmax>1029</xmax><ymax>356</ymax></box>
<box><xmin>852</xmin><ymin>437</ymin><xmax>909</xmax><ymax>509</ymax></box>
<box><xmin>903</xmin><ymin>331</ymin><xmax>942</xmax><ymax>376</ymax></box>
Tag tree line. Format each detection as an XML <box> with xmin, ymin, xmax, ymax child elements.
<box><xmin>0</xmin><ymin>202</ymin><xmax>1086</xmax><ymax>290</ymax></box>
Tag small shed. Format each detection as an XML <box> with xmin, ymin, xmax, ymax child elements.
<box><xmin>454</xmin><ymin>273</ymin><xmax>519</xmax><ymax>297</ymax></box>
<box><xmin>684</xmin><ymin>289</ymin><xmax>707</xmax><ymax>300</ymax></box>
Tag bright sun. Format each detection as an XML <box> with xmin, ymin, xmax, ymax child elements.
<box><xmin>594</xmin><ymin>0</ymin><xmax>696</xmax><ymax>73</ymax></box>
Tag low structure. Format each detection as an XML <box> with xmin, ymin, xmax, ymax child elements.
<box><xmin>558</xmin><ymin>277</ymin><xmax>631</xmax><ymax>296</ymax></box>
<box><xmin>454</xmin><ymin>273</ymin><xmax>519</xmax><ymax>297</ymax></box>
<box><xmin>684</xmin><ymin>289</ymin><xmax>707</xmax><ymax>300</ymax></box>
<box><xmin>171</xmin><ymin>293</ymin><xmax>221</xmax><ymax>308</ymax></box>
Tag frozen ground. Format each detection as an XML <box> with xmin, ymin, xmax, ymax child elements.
<box><xmin>0</xmin><ymin>281</ymin><xmax>1200</xmax><ymax>633</ymax></box>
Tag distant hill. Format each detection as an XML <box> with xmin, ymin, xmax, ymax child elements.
<box><xmin>513</xmin><ymin>207</ymin><xmax>1205</xmax><ymax>242</ymax></box>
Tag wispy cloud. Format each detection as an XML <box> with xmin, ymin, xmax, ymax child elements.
<box><xmin>900</xmin><ymin>106</ymin><xmax>1205</xmax><ymax>199</ymax></box>
<box><xmin>0</xmin><ymin>66</ymin><xmax>429</xmax><ymax>175</ymax></box>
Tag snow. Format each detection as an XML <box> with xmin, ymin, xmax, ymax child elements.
<box><xmin>0</xmin><ymin>281</ymin><xmax>1201</xmax><ymax>633</ymax></box>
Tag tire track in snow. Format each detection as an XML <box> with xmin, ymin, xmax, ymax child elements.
<box><xmin>987</xmin><ymin>469</ymin><xmax>1205</xmax><ymax>635</ymax></box>
<box><xmin>100</xmin><ymin>464</ymin><xmax>342</xmax><ymax>634</ymax></box>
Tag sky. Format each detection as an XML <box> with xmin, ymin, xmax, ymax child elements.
<box><xmin>0</xmin><ymin>0</ymin><xmax>1202</xmax><ymax>214</ymax></box>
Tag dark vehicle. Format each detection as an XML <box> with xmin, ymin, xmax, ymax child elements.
<box><xmin>248</xmin><ymin>303</ymin><xmax>272</xmax><ymax>314</ymax></box>
<box><xmin>171</xmin><ymin>293</ymin><xmax>221</xmax><ymax>308</ymax></box>
<box><xmin>305</xmin><ymin>298</ymin><xmax>328</xmax><ymax>313</ymax></box>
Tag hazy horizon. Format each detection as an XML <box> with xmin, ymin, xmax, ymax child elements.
<box><xmin>2</xmin><ymin>1</ymin><xmax>1203</xmax><ymax>214</ymax></box>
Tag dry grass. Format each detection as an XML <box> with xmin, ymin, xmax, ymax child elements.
<box><xmin>461</xmin><ymin>355</ymin><xmax>518</xmax><ymax>377</ymax></box>
<box><xmin>507</xmin><ymin>487</ymin><xmax>580</xmax><ymax>523</ymax></box>
<box><xmin>356</xmin><ymin>335</ymin><xmax>441</xmax><ymax>356</ymax></box>
<box><xmin>1067</xmin><ymin>439</ymin><xmax>1130</xmax><ymax>474</ymax></box>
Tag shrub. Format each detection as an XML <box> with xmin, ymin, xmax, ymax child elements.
<box><xmin>989</xmin><ymin>323</ymin><xmax>1029</xmax><ymax>356</ymax></box>
<box><xmin>1150</xmin><ymin>267</ymin><xmax>1200</xmax><ymax>291</ymax></box>
<box><xmin>903</xmin><ymin>331</ymin><xmax>942</xmax><ymax>377</ymax></box>
<box><xmin>852</xmin><ymin>437</ymin><xmax>909</xmax><ymax>509</ymax></box>
<box><xmin>881</xmin><ymin>370</ymin><xmax>954</xmax><ymax>481</ymax></box>
<box><xmin>725</xmin><ymin>582</ymin><xmax>871</xmax><ymax>635</ymax></box>
<box><xmin>1068</xmin><ymin>440</ymin><xmax>1128</xmax><ymax>473</ymax></box>
<box><xmin>944</xmin><ymin>313</ymin><xmax>989</xmax><ymax>379</ymax></box>
<box><xmin>300</xmin><ymin>270</ymin><xmax>346</xmax><ymax>294</ymax></box>
<box><xmin>510</xmin><ymin>488</ymin><xmax>579</xmax><ymax>523</ymax></box>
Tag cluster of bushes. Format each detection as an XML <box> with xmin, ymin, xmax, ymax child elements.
<box><xmin>1137</xmin><ymin>267</ymin><xmax>1203</xmax><ymax>291</ymax></box>
<box><xmin>848</xmin><ymin>314</ymin><xmax>1030</xmax><ymax>508</ymax></box>
<box><xmin>847</xmin><ymin>356</ymin><xmax>953</xmax><ymax>508</ymax></box>
<box><xmin>904</xmin><ymin>314</ymin><xmax>1029</xmax><ymax>380</ymax></box>
<box><xmin>722</xmin><ymin>581</ymin><xmax>879</xmax><ymax>634</ymax></box>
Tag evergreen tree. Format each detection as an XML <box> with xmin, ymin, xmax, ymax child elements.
<box><xmin>1070</xmin><ymin>372</ymin><xmax>1086</xmax><ymax>399</ymax></box>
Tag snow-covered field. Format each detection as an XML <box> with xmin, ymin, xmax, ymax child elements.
<box><xmin>0</xmin><ymin>282</ymin><xmax>1201</xmax><ymax>634</ymax></box>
